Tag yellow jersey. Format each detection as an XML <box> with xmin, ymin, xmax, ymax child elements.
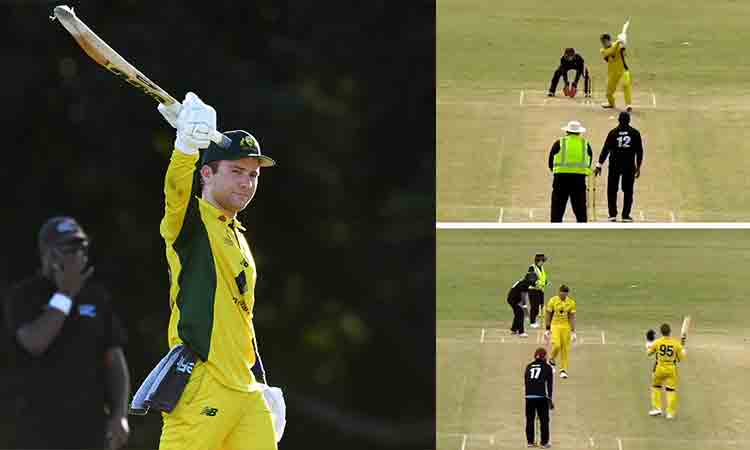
<box><xmin>647</xmin><ymin>336</ymin><xmax>686</xmax><ymax>367</ymax></box>
<box><xmin>161</xmin><ymin>149</ymin><xmax>262</xmax><ymax>393</ymax></box>
<box><xmin>600</xmin><ymin>41</ymin><xmax>628</xmax><ymax>73</ymax></box>
<box><xmin>546</xmin><ymin>296</ymin><xmax>576</xmax><ymax>327</ymax></box>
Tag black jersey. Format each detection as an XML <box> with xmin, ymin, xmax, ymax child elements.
<box><xmin>507</xmin><ymin>272</ymin><xmax>538</xmax><ymax>303</ymax></box>
<box><xmin>558</xmin><ymin>54</ymin><xmax>585</xmax><ymax>83</ymax></box>
<box><xmin>599</xmin><ymin>125</ymin><xmax>644</xmax><ymax>171</ymax></box>
<box><xmin>524</xmin><ymin>359</ymin><xmax>554</xmax><ymax>398</ymax></box>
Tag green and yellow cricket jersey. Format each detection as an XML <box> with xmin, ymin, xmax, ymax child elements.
<box><xmin>160</xmin><ymin>149</ymin><xmax>261</xmax><ymax>393</ymax></box>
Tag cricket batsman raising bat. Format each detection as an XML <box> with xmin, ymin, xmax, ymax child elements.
<box><xmin>599</xmin><ymin>18</ymin><xmax>633</xmax><ymax>112</ymax></box>
<box><xmin>646</xmin><ymin>323</ymin><xmax>687</xmax><ymax>419</ymax></box>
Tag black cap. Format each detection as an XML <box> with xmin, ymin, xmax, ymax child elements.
<box><xmin>38</xmin><ymin>216</ymin><xmax>88</xmax><ymax>250</ymax></box>
<box><xmin>618</xmin><ymin>111</ymin><xmax>631</xmax><ymax>125</ymax></box>
<box><xmin>201</xmin><ymin>130</ymin><xmax>276</xmax><ymax>168</ymax></box>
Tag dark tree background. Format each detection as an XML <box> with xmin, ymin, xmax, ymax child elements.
<box><xmin>0</xmin><ymin>1</ymin><xmax>435</xmax><ymax>449</ymax></box>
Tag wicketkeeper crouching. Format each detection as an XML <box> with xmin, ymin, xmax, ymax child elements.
<box><xmin>548</xmin><ymin>48</ymin><xmax>592</xmax><ymax>98</ymax></box>
<box><xmin>129</xmin><ymin>92</ymin><xmax>286</xmax><ymax>450</ymax></box>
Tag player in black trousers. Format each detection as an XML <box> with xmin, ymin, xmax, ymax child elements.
<box><xmin>507</xmin><ymin>272</ymin><xmax>538</xmax><ymax>337</ymax></box>
<box><xmin>548</xmin><ymin>48</ymin><xmax>591</xmax><ymax>98</ymax></box>
<box><xmin>524</xmin><ymin>347</ymin><xmax>554</xmax><ymax>448</ymax></box>
<box><xmin>594</xmin><ymin>111</ymin><xmax>644</xmax><ymax>222</ymax></box>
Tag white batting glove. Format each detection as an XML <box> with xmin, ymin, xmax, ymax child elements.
<box><xmin>157</xmin><ymin>102</ymin><xmax>181</xmax><ymax>129</ymax></box>
<box><xmin>174</xmin><ymin>92</ymin><xmax>217</xmax><ymax>154</ymax></box>
<box><xmin>571</xmin><ymin>332</ymin><xmax>577</xmax><ymax>342</ymax></box>
<box><xmin>261</xmin><ymin>384</ymin><xmax>286</xmax><ymax>443</ymax></box>
<box><xmin>617</xmin><ymin>33</ymin><xmax>628</xmax><ymax>47</ymax></box>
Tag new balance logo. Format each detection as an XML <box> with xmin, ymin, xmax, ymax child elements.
<box><xmin>175</xmin><ymin>356</ymin><xmax>194</xmax><ymax>374</ymax></box>
<box><xmin>201</xmin><ymin>407</ymin><xmax>219</xmax><ymax>416</ymax></box>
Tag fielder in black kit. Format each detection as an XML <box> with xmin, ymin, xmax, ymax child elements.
<box><xmin>594</xmin><ymin>111</ymin><xmax>644</xmax><ymax>222</ymax></box>
<box><xmin>507</xmin><ymin>271</ymin><xmax>538</xmax><ymax>337</ymax></box>
<box><xmin>524</xmin><ymin>347</ymin><xmax>554</xmax><ymax>448</ymax></box>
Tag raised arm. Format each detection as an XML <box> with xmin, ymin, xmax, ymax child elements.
<box><xmin>157</xmin><ymin>92</ymin><xmax>220</xmax><ymax>243</ymax></box>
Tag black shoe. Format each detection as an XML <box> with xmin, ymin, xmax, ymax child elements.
<box><xmin>547</xmin><ymin>91</ymin><xmax>554</xmax><ymax>97</ymax></box>
<box><xmin>608</xmin><ymin>216</ymin><xmax>617</xmax><ymax>222</ymax></box>
<box><xmin>622</xmin><ymin>216</ymin><xmax>634</xmax><ymax>222</ymax></box>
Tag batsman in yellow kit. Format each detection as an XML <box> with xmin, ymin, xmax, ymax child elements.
<box><xmin>543</xmin><ymin>285</ymin><xmax>577</xmax><ymax>379</ymax></box>
<box><xmin>646</xmin><ymin>323</ymin><xmax>686</xmax><ymax>419</ymax></box>
<box><xmin>600</xmin><ymin>27</ymin><xmax>633</xmax><ymax>111</ymax></box>
<box><xmin>155</xmin><ymin>93</ymin><xmax>282</xmax><ymax>450</ymax></box>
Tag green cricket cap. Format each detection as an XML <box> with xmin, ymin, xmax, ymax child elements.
<box><xmin>201</xmin><ymin>130</ymin><xmax>276</xmax><ymax>167</ymax></box>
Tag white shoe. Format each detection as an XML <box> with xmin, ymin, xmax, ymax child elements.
<box><xmin>560</xmin><ymin>370</ymin><xmax>568</xmax><ymax>379</ymax></box>
<box><xmin>519</xmin><ymin>332</ymin><xmax>529</xmax><ymax>337</ymax></box>
<box><xmin>530</xmin><ymin>322</ymin><xmax>540</xmax><ymax>329</ymax></box>
<box><xmin>665</xmin><ymin>413</ymin><xmax>675</xmax><ymax>419</ymax></box>
<box><xmin>649</xmin><ymin>409</ymin><xmax>663</xmax><ymax>416</ymax></box>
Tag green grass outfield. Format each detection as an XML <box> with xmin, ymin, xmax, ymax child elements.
<box><xmin>437</xmin><ymin>229</ymin><xmax>750</xmax><ymax>449</ymax></box>
<box><xmin>438</xmin><ymin>0</ymin><xmax>750</xmax><ymax>222</ymax></box>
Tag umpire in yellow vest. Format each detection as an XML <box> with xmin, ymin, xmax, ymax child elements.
<box><xmin>548</xmin><ymin>120</ymin><xmax>594</xmax><ymax>222</ymax></box>
<box><xmin>527</xmin><ymin>253</ymin><xmax>549</xmax><ymax>329</ymax></box>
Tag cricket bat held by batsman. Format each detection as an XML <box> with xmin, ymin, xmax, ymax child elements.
<box><xmin>51</xmin><ymin>5</ymin><xmax>231</xmax><ymax>148</ymax></box>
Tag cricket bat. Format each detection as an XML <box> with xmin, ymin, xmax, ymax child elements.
<box><xmin>51</xmin><ymin>5</ymin><xmax>230</xmax><ymax>148</ymax></box>
<box><xmin>622</xmin><ymin>18</ymin><xmax>631</xmax><ymax>35</ymax></box>
<box><xmin>680</xmin><ymin>315</ymin><xmax>692</xmax><ymax>345</ymax></box>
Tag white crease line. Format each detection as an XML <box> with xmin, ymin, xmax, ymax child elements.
<box><xmin>529</xmin><ymin>209</ymin><xmax>534</xmax><ymax>220</ymax></box>
<box><xmin>669</xmin><ymin>210</ymin><xmax>676</xmax><ymax>222</ymax></box>
<box><xmin>461</xmin><ymin>434</ymin><xmax>467</xmax><ymax>450</ymax></box>
<box><xmin>651</xmin><ymin>92</ymin><xmax>656</xmax><ymax>106</ymax></box>
<box><xmin>480</xmin><ymin>328</ymin><xmax>486</xmax><ymax>343</ymax></box>
<box><xmin>456</xmin><ymin>375</ymin><xmax>467</xmax><ymax>417</ymax></box>
<box><xmin>489</xmin><ymin>435</ymin><xmax>495</xmax><ymax>445</ymax></box>
<box><xmin>498</xmin><ymin>207</ymin><xmax>504</xmax><ymax>223</ymax></box>
<box><xmin>640</xmin><ymin>210</ymin><xmax>645</xmax><ymax>221</ymax></box>
<box><xmin>520</xmin><ymin>90</ymin><xmax>525</xmax><ymax>106</ymax></box>
<box><xmin>602</xmin><ymin>331</ymin><xmax>606</xmax><ymax>345</ymax></box>
<box><xmin>617</xmin><ymin>437</ymin><xmax>623</xmax><ymax>450</ymax></box>
<box><xmin>589</xmin><ymin>436</ymin><xmax>595</xmax><ymax>448</ymax></box>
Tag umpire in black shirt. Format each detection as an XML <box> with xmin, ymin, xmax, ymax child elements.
<box><xmin>507</xmin><ymin>271</ymin><xmax>538</xmax><ymax>337</ymax></box>
<box><xmin>548</xmin><ymin>48</ymin><xmax>590</xmax><ymax>97</ymax></box>
<box><xmin>524</xmin><ymin>347</ymin><xmax>554</xmax><ymax>448</ymax></box>
<box><xmin>594</xmin><ymin>112</ymin><xmax>645</xmax><ymax>222</ymax></box>
<box><xmin>3</xmin><ymin>217</ymin><xmax>131</xmax><ymax>449</ymax></box>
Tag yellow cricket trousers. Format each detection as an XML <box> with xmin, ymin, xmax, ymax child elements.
<box><xmin>606</xmin><ymin>70</ymin><xmax>632</xmax><ymax>107</ymax></box>
<box><xmin>159</xmin><ymin>362</ymin><xmax>277</xmax><ymax>450</ymax></box>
